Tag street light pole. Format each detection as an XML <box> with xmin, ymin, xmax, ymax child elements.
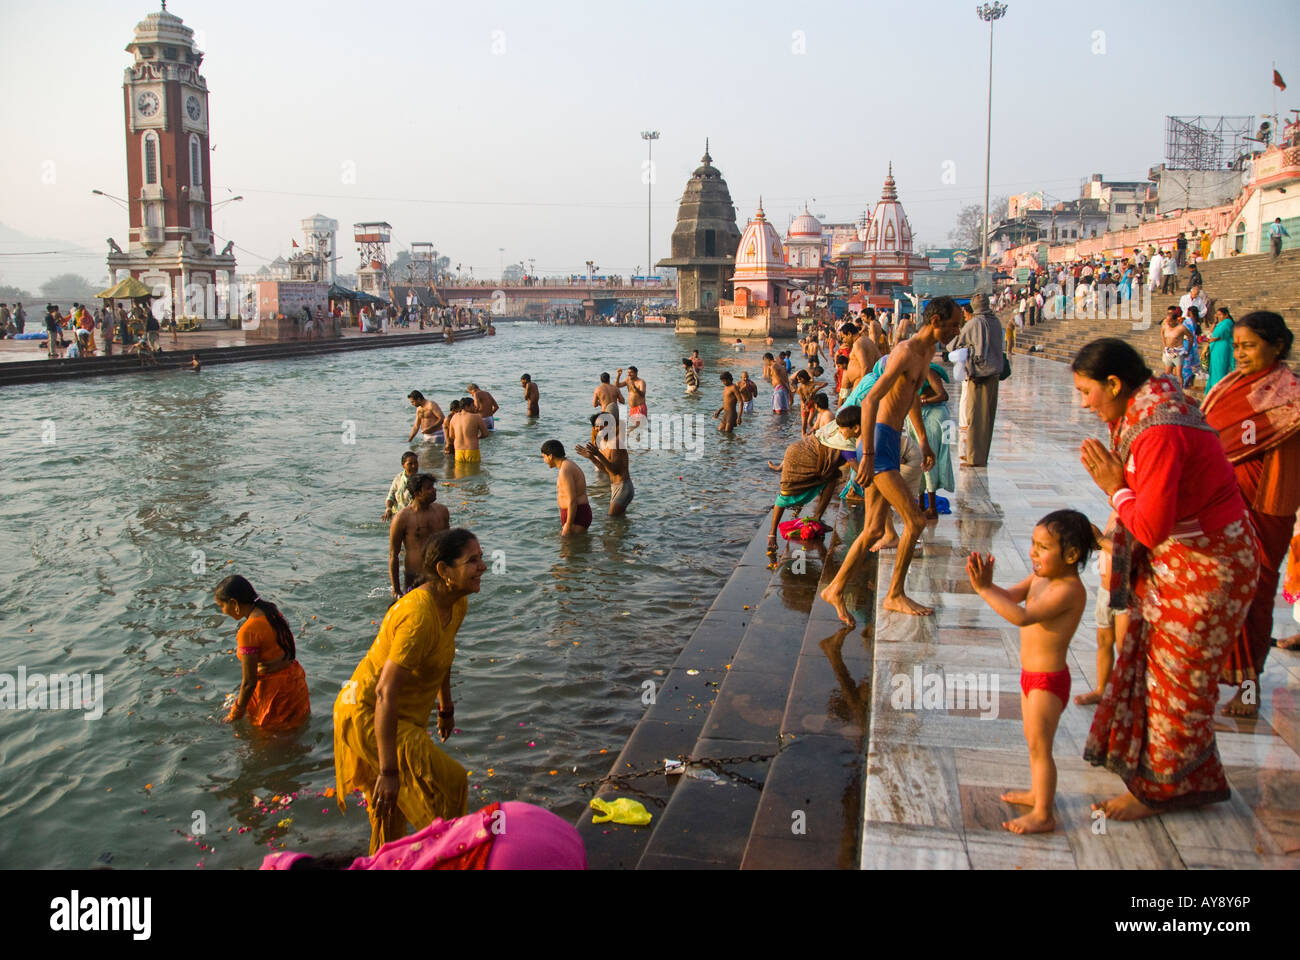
<box><xmin>641</xmin><ymin>131</ymin><xmax>659</xmax><ymax>280</ymax></box>
<box><xmin>976</xmin><ymin>3</ymin><xmax>1008</xmax><ymax>270</ymax></box>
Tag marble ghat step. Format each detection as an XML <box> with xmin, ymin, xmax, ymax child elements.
<box><xmin>575</xmin><ymin>518</ymin><xmax>779</xmax><ymax>869</ymax></box>
<box><xmin>631</xmin><ymin>502</ymin><xmax>876</xmax><ymax>870</ymax></box>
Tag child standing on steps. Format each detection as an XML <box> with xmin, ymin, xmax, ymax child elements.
<box><xmin>967</xmin><ymin>510</ymin><xmax>1093</xmax><ymax>835</ymax></box>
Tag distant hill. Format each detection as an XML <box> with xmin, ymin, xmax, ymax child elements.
<box><xmin>0</xmin><ymin>222</ymin><xmax>107</xmax><ymax>295</ymax></box>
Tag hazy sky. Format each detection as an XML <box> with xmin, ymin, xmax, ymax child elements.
<box><xmin>1</xmin><ymin>0</ymin><xmax>1296</xmax><ymax>288</ymax></box>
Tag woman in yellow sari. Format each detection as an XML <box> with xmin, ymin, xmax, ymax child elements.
<box><xmin>334</xmin><ymin>528</ymin><xmax>486</xmax><ymax>853</ymax></box>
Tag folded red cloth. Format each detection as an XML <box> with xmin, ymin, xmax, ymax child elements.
<box><xmin>778</xmin><ymin>518</ymin><xmax>830</xmax><ymax>541</ymax></box>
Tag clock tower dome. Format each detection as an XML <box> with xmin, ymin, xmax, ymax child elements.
<box><xmin>108</xmin><ymin>3</ymin><xmax>237</xmax><ymax>325</ymax></box>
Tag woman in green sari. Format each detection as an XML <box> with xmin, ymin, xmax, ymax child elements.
<box><xmin>1204</xmin><ymin>306</ymin><xmax>1235</xmax><ymax>391</ymax></box>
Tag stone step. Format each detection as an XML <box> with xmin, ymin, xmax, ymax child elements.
<box><xmin>576</xmin><ymin>520</ymin><xmax>775</xmax><ymax>869</ymax></box>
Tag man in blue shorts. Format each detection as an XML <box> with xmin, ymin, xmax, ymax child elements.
<box><xmin>820</xmin><ymin>296</ymin><xmax>962</xmax><ymax>626</ymax></box>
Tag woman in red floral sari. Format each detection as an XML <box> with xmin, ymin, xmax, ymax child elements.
<box><xmin>1201</xmin><ymin>311</ymin><xmax>1300</xmax><ymax>716</ymax></box>
<box><xmin>1073</xmin><ymin>339</ymin><xmax>1258</xmax><ymax>820</ymax></box>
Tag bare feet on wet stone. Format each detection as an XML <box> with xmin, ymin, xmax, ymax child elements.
<box><xmin>1092</xmin><ymin>793</ymin><xmax>1158</xmax><ymax>821</ymax></box>
<box><xmin>1003</xmin><ymin>810</ymin><xmax>1056</xmax><ymax>834</ymax></box>
<box><xmin>882</xmin><ymin>593</ymin><xmax>933</xmax><ymax>616</ymax></box>
<box><xmin>1000</xmin><ymin>789</ymin><xmax>1034</xmax><ymax>806</ymax></box>
<box><xmin>1074</xmin><ymin>689</ymin><xmax>1103</xmax><ymax>706</ymax></box>
<box><xmin>1221</xmin><ymin>687</ymin><xmax>1259</xmax><ymax>718</ymax></box>
<box><xmin>869</xmin><ymin>531</ymin><xmax>899</xmax><ymax>552</ymax></box>
<box><xmin>819</xmin><ymin>583</ymin><xmax>856</xmax><ymax>627</ymax></box>
<box><xmin>1276</xmin><ymin>633</ymin><xmax>1300</xmax><ymax>650</ymax></box>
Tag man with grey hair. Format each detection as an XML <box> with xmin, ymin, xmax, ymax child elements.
<box><xmin>950</xmin><ymin>293</ymin><xmax>1004</xmax><ymax>468</ymax></box>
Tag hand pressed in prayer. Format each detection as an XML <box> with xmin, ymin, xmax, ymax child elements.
<box><xmin>1080</xmin><ymin>438</ymin><xmax>1125</xmax><ymax>496</ymax></box>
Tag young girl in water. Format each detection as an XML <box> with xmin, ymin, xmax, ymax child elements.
<box><xmin>793</xmin><ymin>370</ymin><xmax>828</xmax><ymax>435</ymax></box>
<box><xmin>966</xmin><ymin>510</ymin><xmax>1091</xmax><ymax>835</ymax></box>
<box><xmin>214</xmin><ymin>575</ymin><xmax>310</xmax><ymax>730</ymax></box>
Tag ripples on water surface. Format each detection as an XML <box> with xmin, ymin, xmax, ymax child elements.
<box><xmin>0</xmin><ymin>325</ymin><xmax>806</xmax><ymax>867</ymax></box>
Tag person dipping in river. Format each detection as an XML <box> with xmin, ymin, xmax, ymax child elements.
<box><xmin>450</xmin><ymin>398</ymin><xmax>488</xmax><ymax>465</ymax></box>
<box><xmin>335</xmin><ymin>528</ymin><xmax>486</xmax><ymax>854</ymax></box>
<box><xmin>716</xmin><ymin>371</ymin><xmax>742</xmax><ymax>433</ymax></box>
<box><xmin>793</xmin><ymin>369</ymin><xmax>829</xmax><ymax>435</ymax></box>
<box><xmin>616</xmin><ymin>366</ymin><xmax>648</xmax><ymax>424</ymax></box>
<box><xmin>764</xmin><ymin>352</ymin><xmax>792</xmax><ymax>414</ymax></box>
<box><xmin>576</xmin><ymin>413</ymin><xmax>633</xmax><ymax>518</ymax></box>
<box><xmin>214</xmin><ymin>575</ymin><xmax>310</xmax><ymax>730</ymax></box>
<box><xmin>592</xmin><ymin>372</ymin><xmax>623</xmax><ymax>419</ymax></box>
<box><xmin>407</xmin><ymin>390</ymin><xmax>446</xmax><ymax>445</ymax></box>
<box><xmin>683</xmin><ymin>358</ymin><xmax>700</xmax><ymax>394</ymax></box>
<box><xmin>520</xmin><ymin>373</ymin><xmax>540</xmax><ymax>418</ymax></box>
<box><xmin>383</xmin><ymin>451</ymin><xmax>420</xmax><ymax>521</ymax></box>
<box><xmin>541</xmin><ymin>439</ymin><xmax>591</xmax><ymax>535</ymax></box>
<box><xmin>738</xmin><ymin>371</ymin><xmax>758</xmax><ymax>417</ymax></box>
<box><xmin>389</xmin><ymin>474</ymin><xmax>450</xmax><ymax>598</ymax></box>
<box><xmin>466</xmin><ymin>383</ymin><xmax>499</xmax><ymax>431</ymax></box>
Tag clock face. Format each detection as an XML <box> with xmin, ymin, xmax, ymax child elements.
<box><xmin>137</xmin><ymin>91</ymin><xmax>160</xmax><ymax>118</ymax></box>
<box><xmin>186</xmin><ymin>95</ymin><xmax>202</xmax><ymax>121</ymax></box>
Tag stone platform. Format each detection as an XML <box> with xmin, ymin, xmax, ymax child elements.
<box><xmin>858</xmin><ymin>354</ymin><xmax>1300</xmax><ymax>869</ymax></box>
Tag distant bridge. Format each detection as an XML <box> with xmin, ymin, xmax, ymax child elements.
<box><xmin>437</xmin><ymin>284</ymin><xmax>670</xmax><ymax>300</ymax></box>
<box><xmin>435</xmin><ymin>284</ymin><xmax>674</xmax><ymax>318</ymax></box>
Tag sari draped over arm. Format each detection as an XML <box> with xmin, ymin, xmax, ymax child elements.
<box><xmin>1201</xmin><ymin>362</ymin><xmax>1300</xmax><ymax>680</ymax></box>
<box><xmin>1084</xmin><ymin>375</ymin><xmax>1259</xmax><ymax>809</ymax></box>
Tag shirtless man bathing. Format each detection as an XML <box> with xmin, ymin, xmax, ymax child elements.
<box><xmin>592</xmin><ymin>372</ymin><xmax>624</xmax><ymax>419</ymax></box>
<box><xmin>576</xmin><ymin>413</ymin><xmax>634</xmax><ymax>517</ymax></box>
<box><xmin>715</xmin><ymin>371</ymin><xmax>743</xmax><ymax>432</ymax></box>
<box><xmin>520</xmin><ymin>373</ymin><xmax>540</xmax><ymax>417</ymax></box>
<box><xmin>820</xmin><ymin>296</ymin><xmax>961</xmax><ymax>623</ymax></box>
<box><xmin>389</xmin><ymin>474</ymin><xmax>450</xmax><ymax>597</ymax></box>
<box><xmin>466</xmin><ymin>383</ymin><xmax>500</xmax><ymax>430</ymax></box>
<box><xmin>449</xmin><ymin>398</ymin><xmax>489</xmax><ymax>464</ymax></box>
<box><xmin>407</xmin><ymin>390</ymin><xmax>446</xmax><ymax>444</ymax></box>
<box><xmin>763</xmin><ymin>352</ymin><xmax>792</xmax><ymax>414</ymax></box>
<box><xmin>541</xmin><ymin>439</ymin><xmax>591</xmax><ymax>535</ymax></box>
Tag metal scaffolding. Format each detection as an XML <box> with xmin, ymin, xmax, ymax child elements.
<box><xmin>1164</xmin><ymin>116</ymin><xmax>1254</xmax><ymax>170</ymax></box>
<box><xmin>407</xmin><ymin>242</ymin><xmax>436</xmax><ymax>284</ymax></box>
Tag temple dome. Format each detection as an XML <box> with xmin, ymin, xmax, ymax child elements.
<box><xmin>788</xmin><ymin>205</ymin><xmax>823</xmax><ymax>239</ymax></box>
<box><xmin>734</xmin><ymin>200</ymin><xmax>787</xmax><ymax>280</ymax></box>
<box><xmin>864</xmin><ymin>163</ymin><xmax>914</xmax><ymax>253</ymax></box>
<box><xmin>661</xmin><ymin>140</ymin><xmax>741</xmax><ymax>264</ymax></box>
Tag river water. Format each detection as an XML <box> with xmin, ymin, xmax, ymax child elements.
<box><xmin>0</xmin><ymin>324</ymin><xmax>808</xmax><ymax>868</ymax></box>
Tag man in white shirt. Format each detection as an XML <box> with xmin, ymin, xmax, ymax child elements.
<box><xmin>1147</xmin><ymin>251</ymin><xmax>1164</xmax><ymax>292</ymax></box>
<box><xmin>1179</xmin><ymin>284</ymin><xmax>1207</xmax><ymax>320</ymax></box>
<box><xmin>1160</xmin><ymin>253</ymin><xmax>1177</xmax><ymax>295</ymax></box>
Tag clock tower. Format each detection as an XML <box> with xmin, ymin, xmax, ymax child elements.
<box><xmin>108</xmin><ymin>4</ymin><xmax>238</xmax><ymax>325</ymax></box>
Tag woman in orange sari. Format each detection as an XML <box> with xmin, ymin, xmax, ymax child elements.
<box><xmin>214</xmin><ymin>575</ymin><xmax>311</xmax><ymax>729</ymax></box>
<box><xmin>1201</xmin><ymin>311</ymin><xmax>1300</xmax><ymax>716</ymax></box>
<box><xmin>1074</xmin><ymin>339</ymin><xmax>1258</xmax><ymax>819</ymax></box>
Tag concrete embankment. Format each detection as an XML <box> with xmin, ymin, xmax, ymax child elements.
<box><xmin>0</xmin><ymin>328</ymin><xmax>486</xmax><ymax>388</ymax></box>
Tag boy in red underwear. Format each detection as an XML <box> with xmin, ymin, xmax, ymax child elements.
<box><xmin>966</xmin><ymin>510</ymin><xmax>1091</xmax><ymax>835</ymax></box>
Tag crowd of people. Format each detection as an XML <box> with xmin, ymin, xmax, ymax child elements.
<box><xmin>197</xmin><ymin>293</ymin><xmax>1297</xmax><ymax>860</ymax></box>
<box><xmin>761</xmin><ymin>294</ymin><xmax>1299</xmax><ymax>838</ymax></box>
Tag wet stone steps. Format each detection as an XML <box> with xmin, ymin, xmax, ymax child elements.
<box><xmin>578</xmin><ymin>499</ymin><xmax>878</xmax><ymax>869</ymax></box>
